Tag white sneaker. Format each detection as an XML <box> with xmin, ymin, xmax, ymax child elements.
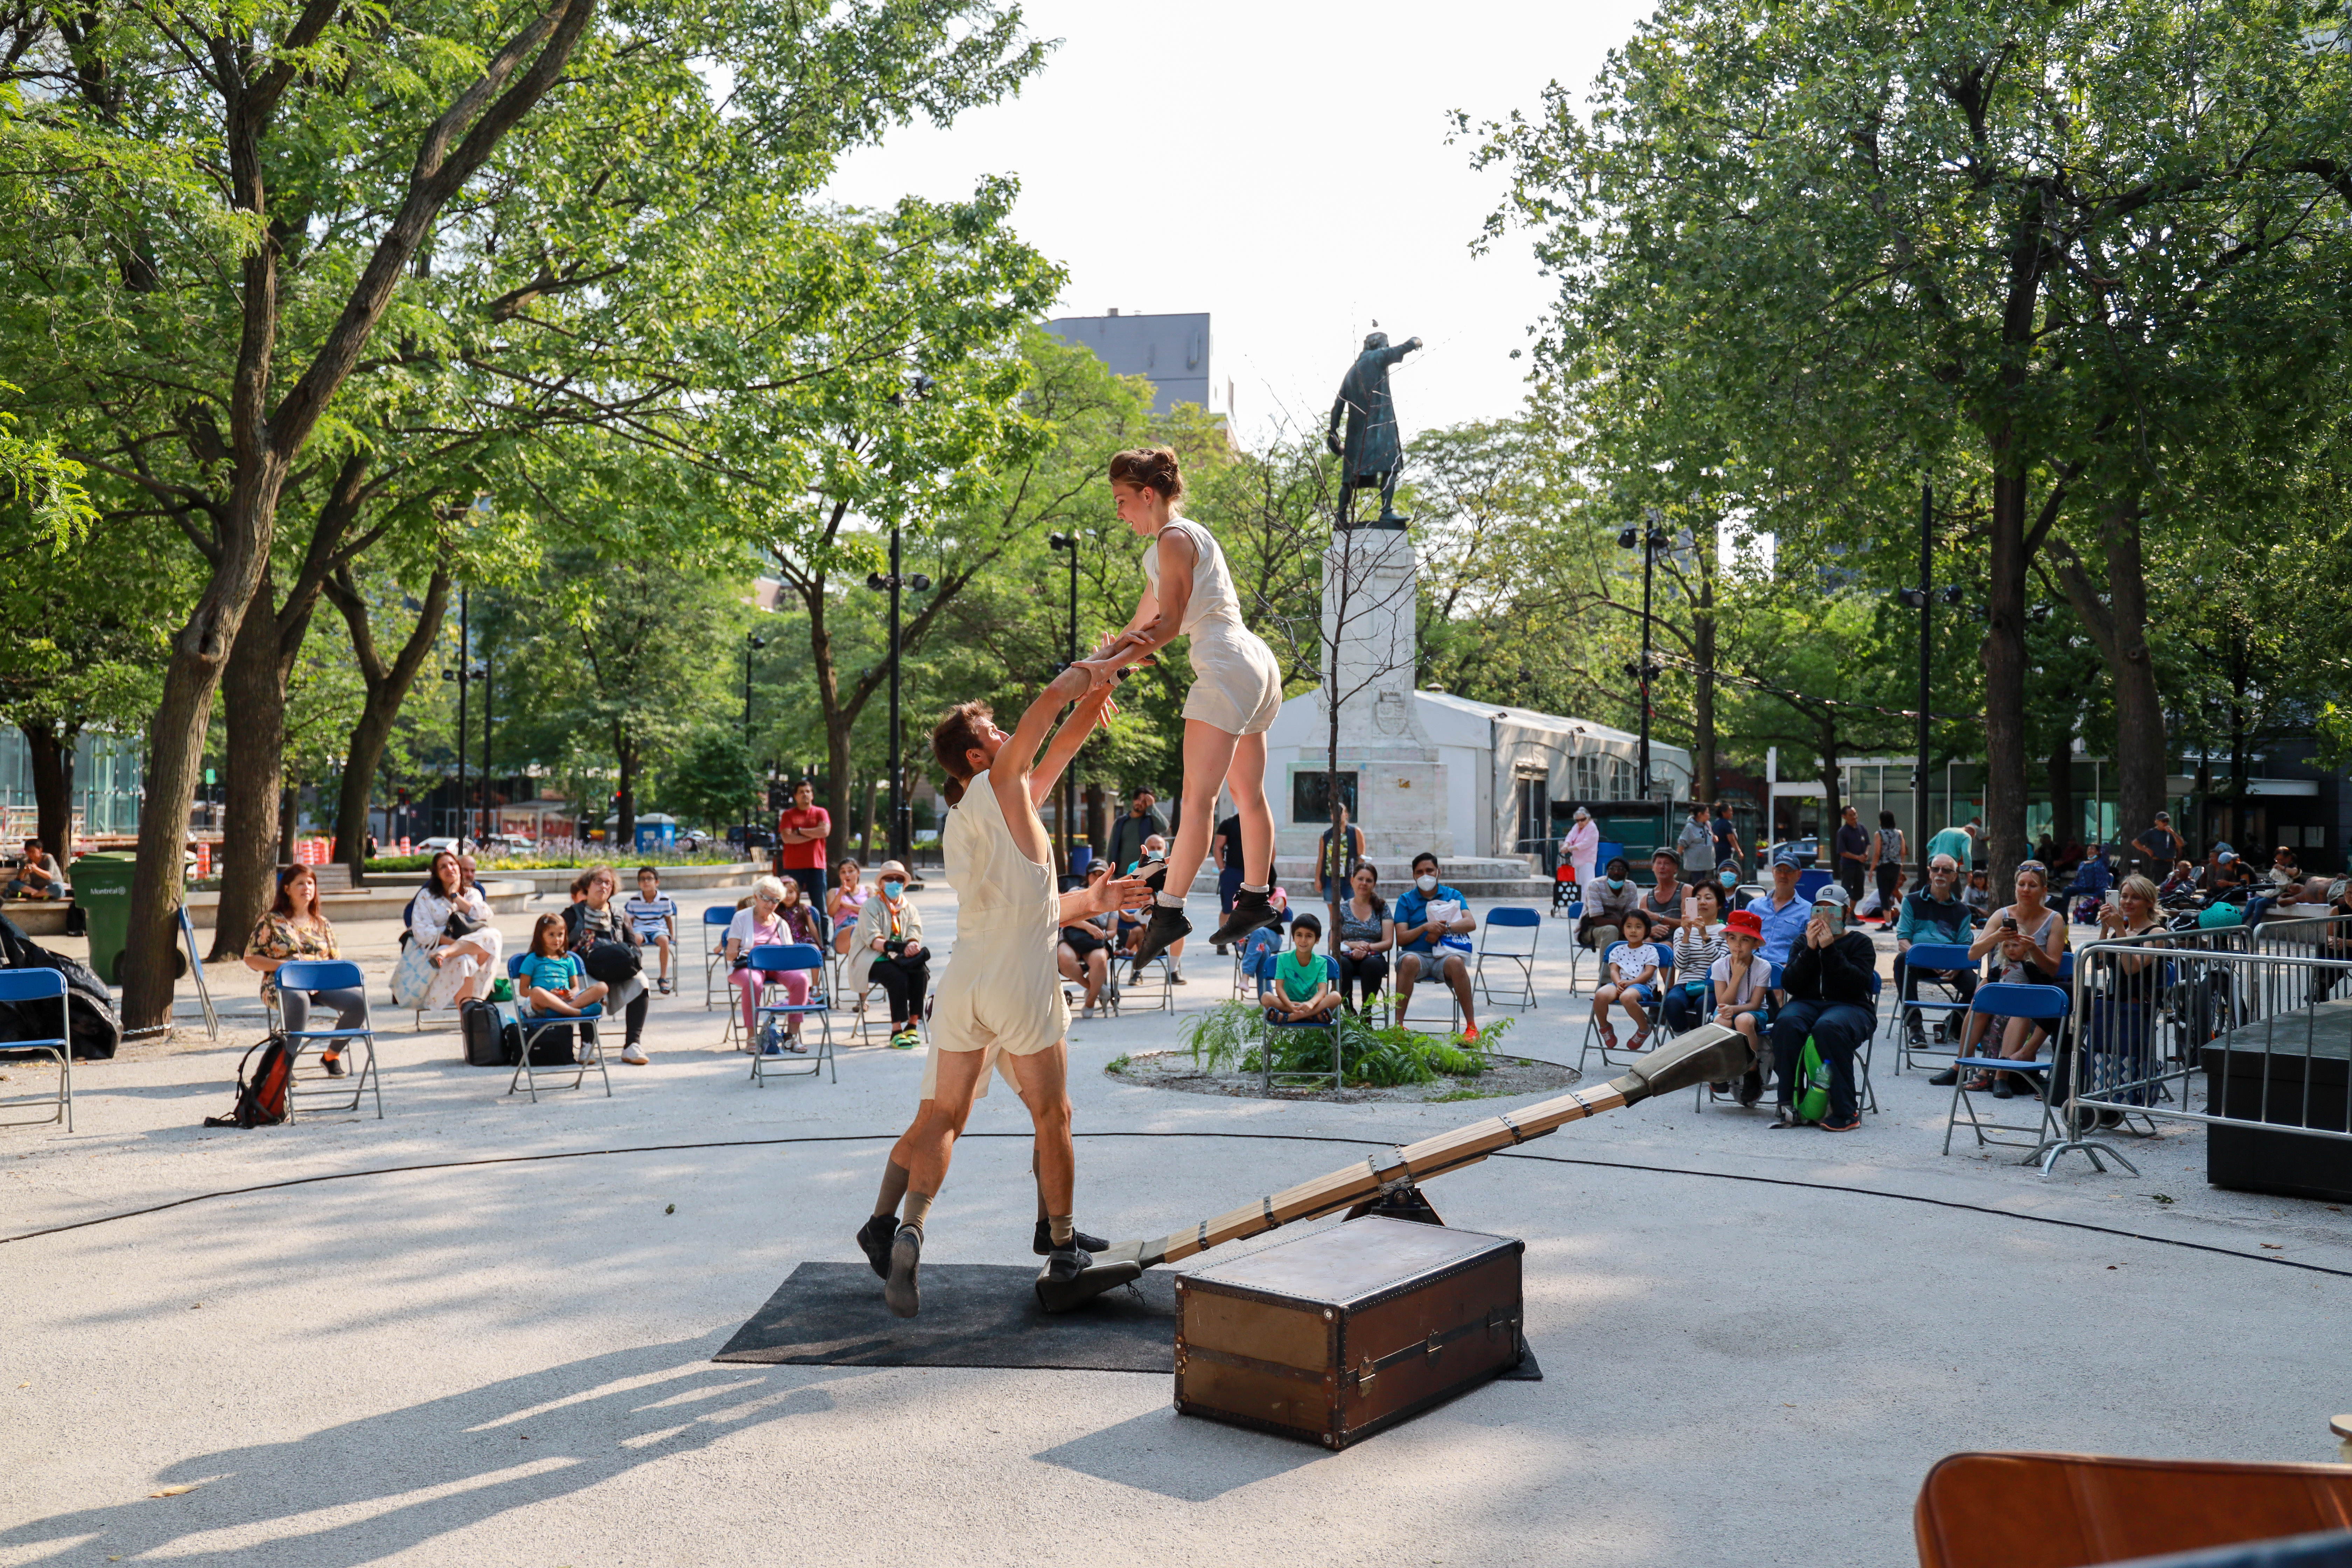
<box><xmin>621</xmin><ymin>1043</ymin><xmax>649</xmax><ymax>1065</ymax></box>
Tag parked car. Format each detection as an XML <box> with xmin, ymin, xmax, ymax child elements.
<box><xmin>483</xmin><ymin>833</ymin><xmax>534</xmax><ymax>853</ymax></box>
<box><xmin>677</xmin><ymin>829</ymin><xmax>717</xmax><ymax>852</ymax></box>
<box><xmin>416</xmin><ymin>835</ymin><xmax>472</xmax><ymax>856</ymax></box>
<box><xmin>1767</xmin><ymin>836</ymin><xmax>1820</xmax><ymax>868</ymax></box>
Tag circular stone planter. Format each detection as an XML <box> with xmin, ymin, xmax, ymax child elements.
<box><xmin>1104</xmin><ymin>1048</ymin><xmax>1581</xmax><ymax>1104</ymax></box>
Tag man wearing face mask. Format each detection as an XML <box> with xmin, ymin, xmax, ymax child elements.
<box><xmin>1767</xmin><ymin>882</ymin><xmax>1875</xmax><ymax>1132</ymax></box>
<box><xmin>1576</xmin><ymin>855</ymin><xmax>1641</xmax><ymax>955</ymax></box>
<box><xmin>1713</xmin><ymin>858</ymin><xmax>1749</xmax><ymax>912</ymax></box>
<box><xmin>1753</xmin><ymin>848</ymin><xmax>1813</xmax><ymax>971</ymax></box>
<box><xmin>1391</xmin><ymin>851</ymin><xmax>1480</xmax><ymax>1042</ymax></box>
<box><xmin>1894</xmin><ymin>853</ymin><xmax>1975</xmax><ymax>1065</ymax></box>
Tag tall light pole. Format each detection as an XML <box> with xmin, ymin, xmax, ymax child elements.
<box><xmin>1897</xmin><ymin>479</ymin><xmax>1963</xmax><ymax>885</ymax></box>
<box><xmin>1048</xmin><ymin>530</ymin><xmax>1082</xmax><ymax>871</ymax></box>
<box><xmin>478</xmin><ymin>643</ymin><xmax>493</xmax><ymax>845</ymax></box>
<box><xmin>1617</xmin><ymin>510</ymin><xmax>1668</xmax><ymax>842</ymax></box>
<box><xmin>743</xmin><ymin>632</ymin><xmax>766</xmax><ymax>849</ymax></box>
<box><xmin>865</xmin><ymin>529</ymin><xmax>931</xmax><ymax>864</ymax></box>
<box><xmin>439</xmin><ymin>592</ymin><xmax>485</xmax><ymax>845</ymax></box>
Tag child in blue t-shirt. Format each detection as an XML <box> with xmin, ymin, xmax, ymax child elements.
<box><xmin>520</xmin><ymin>913</ymin><xmax>608</xmax><ymax>1015</ymax></box>
<box><xmin>622</xmin><ymin>866</ymin><xmax>680</xmax><ymax>995</ymax></box>
<box><xmin>1265</xmin><ymin>912</ymin><xmax>1338</xmax><ymax>1025</ymax></box>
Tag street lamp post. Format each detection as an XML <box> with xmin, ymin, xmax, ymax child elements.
<box><xmin>743</xmin><ymin>632</ymin><xmax>766</xmax><ymax>849</ymax></box>
<box><xmin>478</xmin><ymin>643</ymin><xmax>492</xmax><ymax>846</ymax></box>
<box><xmin>1617</xmin><ymin>511</ymin><xmax>1669</xmax><ymax>841</ymax></box>
<box><xmin>1048</xmin><ymin>530</ymin><xmax>1082</xmax><ymax>870</ymax></box>
<box><xmin>438</xmin><ymin>590</ymin><xmax>487</xmax><ymax>846</ymax></box>
<box><xmin>1896</xmin><ymin>478</ymin><xmax>1963</xmax><ymax>885</ymax></box>
<box><xmin>865</xmin><ymin>529</ymin><xmax>931</xmax><ymax>865</ymax></box>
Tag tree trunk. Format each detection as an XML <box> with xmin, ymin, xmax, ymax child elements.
<box><xmin>613</xmin><ymin>725</ymin><xmax>638</xmax><ymax>851</ymax></box>
<box><xmin>1816</xmin><ymin>716</ymin><xmax>1842</xmax><ymax>838</ymax></box>
<box><xmin>858</xmin><ymin>776</ymin><xmax>879</xmax><ymax>861</ymax></box>
<box><xmin>2047</xmin><ymin>738</ymin><xmax>2076</xmax><ymax>849</ymax></box>
<box><xmin>1693</xmin><ymin>527</ymin><xmax>1717</xmax><ymax>804</ymax></box>
<box><xmin>1980</xmin><ymin>465</ymin><xmax>2033</xmax><ymax>897</ymax></box>
<box><xmin>328</xmin><ymin>563</ymin><xmax>454</xmax><ymax>888</ymax></box>
<box><xmin>1085</xmin><ymin>781</ymin><xmax>1106</xmax><ymax>855</ymax></box>
<box><xmin>278</xmin><ymin>784</ymin><xmax>299</xmax><ymax>863</ymax></box>
<box><xmin>21</xmin><ymin>721</ymin><xmax>76</xmax><ymax>872</ymax></box>
<box><xmin>2049</xmin><ymin>500</ymin><xmax>2168</xmax><ymax>871</ymax></box>
<box><xmin>212</xmin><ymin>581</ymin><xmax>290</xmax><ymax>959</ymax></box>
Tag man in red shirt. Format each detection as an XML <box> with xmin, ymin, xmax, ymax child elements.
<box><xmin>777</xmin><ymin>780</ymin><xmax>831</xmax><ymax>883</ymax></box>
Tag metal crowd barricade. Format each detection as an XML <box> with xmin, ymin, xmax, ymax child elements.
<box><xmin>2038</xmin><ymin>915</ymin><xmax>2352</xmax><ymax>1178</ymax></box>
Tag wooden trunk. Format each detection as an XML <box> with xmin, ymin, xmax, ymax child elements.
<box><xmin>1172</xmin><ymin>1216</ymin><xmax>1524</xmax><ymax>1449</ymax></box>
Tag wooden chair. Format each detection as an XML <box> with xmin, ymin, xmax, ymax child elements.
<box><xmin>1914</xmin><ymin>1450</ymin><xmax>2352</xmax><ymax>1568</ymax></box>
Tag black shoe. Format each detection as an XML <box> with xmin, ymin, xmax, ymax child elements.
<box><xmin>1819</xmin><ymin>1111</ymin><xmax>1862</xmax><ymax>1132</ymax></box>
<box><xmin>1033</xmin><ymin>1247</ymin><xmax>1142</xmax><ymax>1313</ymax></box>
<box><xmin>1992</xmin><ymin>1077</ymin><xmax>2015</xmax><ymax>1099</ymax></box>
<box><xmin>857</xmin><ymin>1213</ymin><xmax>896</xmax><ymax>1280</ymax></box>
<box><xmin>1767</xmin><ymin>1105</ymin><xmax>1802</xmax><ymax>1129</ymax></box>
<box><xmin>321</xmin><ymin>1052</ymin><xmax>346</xmax><ymax>1078</ymax></box>
<box><xmin>1129</xmin><ymin>904</ymin><xmax>1192</xmax><ymax>976</ymax></box>
<box><xmin>1209</xmin><ymin>889</ymin><xmax>1280</xmax><ymax>947</ymax></box>
<box><xmin>1737</xmin><ymin>1070</ymin><xmax>1763</xmax><ymax>1108</ymax></box>
<box><xmin>1929</xmin><ymin>1067</ymin><xmax>1960</xmax><ymax>1087</ymax></box>
<box><xmin>1044</xmin><ymin>1245</ymin><xmax>1094</xmax><ymax>1282</ymax></box>
<box><xmin>884</xmin><ymin>1224</ymin><xmax>922</xmax><ymax>1318</ymax></box>
<box><xmin>1034</xmin><ymin>1219</ymin><xmax>1110</xmax><ymax>1256</ymax></box>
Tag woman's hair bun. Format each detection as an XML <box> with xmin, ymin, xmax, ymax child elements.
<box><xmin>1108</xmin><ymin>446</ymin><xmax>1184</xmax><ymax>503</ymax></box>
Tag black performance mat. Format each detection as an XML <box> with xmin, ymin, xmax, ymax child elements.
<box><xmin>714</xmin><ymin>1262</ymin><xmax>1178</xmax><ymax>1372</ymax></box>
<box><xmin>714</xmin><ymin>1261</ymin><xmax>1547</xmax><ymax>1381</ymax></box>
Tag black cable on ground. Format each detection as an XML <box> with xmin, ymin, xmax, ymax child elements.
<box><xmin>3</xmin><ymin>1128</ymin><xmax>2346</xmax><ymax>1282</ymax></box>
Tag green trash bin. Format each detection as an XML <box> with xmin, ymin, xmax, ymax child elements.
<box><xmin>75</xmin><ymin>852</ymin><xmax>137</xmax><ymax>986</ymax></box>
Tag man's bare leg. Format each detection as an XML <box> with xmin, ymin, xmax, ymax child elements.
<box><xmin>867</xmin><ymin>1049</ymin><xmax>989</xmax><ymax>1318</ymax></box>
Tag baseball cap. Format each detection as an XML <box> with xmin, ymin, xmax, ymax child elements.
<box><xmin>1772</xmin><ymin>847</ymin><xmax>1804</xmax><ymax>869</ymax></box>
<box><xmin>2218</xmin><ymin>850</ymin><xmax>2238</xmax><ymax>864</ymax></box>
<box><xmin>1725</xmin><ymin>908</ymin><xmax>1763</xmax><ymax>938</ymax></box>
<box><xmin>1812</xmin><ymin>882</ymin><xmax>1851</xmax><ymax>910</ymax></box>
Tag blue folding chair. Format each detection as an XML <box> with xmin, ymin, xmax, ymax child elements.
<box><xmin>1577</xmin><ymin>940</ymin><xmax>1674</xmax><ymax>1074</ymax></box>
<box><xmin>1889</xmin><ymin>941</ymin><xmax>1979</xmax><ymax>1072</ymax></box>
<box><xmin>1473</xmin><ymin>906</ymin><xmax>1543</xmax><ymax>1009</ymax></box>
<box><xmin>504</xmin><ymin>953</ymin><xmax>612</xmax><ymax>1102</ymax></box>
<box><xmin>745</xmin><ymin>942</ymin><xmax>834</xmax><ymax>1085</ymax></box>
<box><xmin>0</xmin><ymin>969</ymin><xmax>72</xmax><ymax>1132</ymax></box>
<box><xmin>701</xmin><ymin>905</ymin><xmax>737</xmax><ymax>1012</ymax></box>
<box><xmin>1941</xmin><ymin>982</ymin><xmax>2068</xmax><ymax>1158</ymax></box>
<box><xmin>1261</xmin><ymin>957</ymin><xmax>1345</xmax><ymax>1092</ymax></box>
<box><xmin>265</xmin><ymin>959</ymin><xmax>383</xmax><ymax>1120</ymax></box>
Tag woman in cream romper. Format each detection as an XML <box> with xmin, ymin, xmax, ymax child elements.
<box><xmin>855</xmin><ymin>665</ymin><xmax>1148</xmax><ymax>1318</ymax></box>
<box><xmin>1079</xmin><ymin>446</ymin><xmax>1285</xmax><ymax>971</ymax></box>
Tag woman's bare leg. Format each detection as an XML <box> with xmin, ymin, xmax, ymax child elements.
<box><xmin>1225</xmin><ymin>730</ymin><xmax>1273</xmax><ymax>886</ymax></box>
<box><xmin>1160</xmin><ymin>719</ymin><xmax>1241</xmax><ymax>901</ymax></box>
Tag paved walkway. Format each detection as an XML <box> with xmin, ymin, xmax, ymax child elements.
<box><xmin>4</xmin><ymin>881</ymin><xmax>2347</xmax><ymax>1567</ymax></box>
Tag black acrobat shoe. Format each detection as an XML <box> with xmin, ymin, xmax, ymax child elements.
<box><xmin>884</xmin><ymin>1224</ymin><xmax>923</xmax><ymax>1318</ymax></box>
<box><xmin>1034</xmin><ymin>1246</ymin><xmax>1143</xmax><ymax>1314</ymax></box>
<box><xmin>857</xmin><ymin>1213</ymin><xmax>896</xmax><ymax>1279</ymax></box>
<box><xmin>1209</xmin><ymin>887</ymin><xmax>1282</xmax><ymax>948</ymax></box>
<box><xmin>1128</xmin><ymin>903</ymin><xmax>1192</xmax><ymax>978</ymax></box>
<box><xmin>1032</xmin><ymin>1219</ymin><xmax>1110</xmax><ymax>1256</ymax></box>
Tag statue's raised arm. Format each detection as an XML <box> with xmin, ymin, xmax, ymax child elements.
<box><xmin>1329</xmin><ymin>330</ymin><xmax>1422</xmax><ymax>529</ymax></box>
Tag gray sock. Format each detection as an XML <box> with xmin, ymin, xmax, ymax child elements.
<box><xmin>873</xmin><ymin>1160</ymin><xmax>910</xmax><ymax>1220</ymax></box>
<box><xmin>901</xmin><ymin>1191</ymin><xmax>934</xmax><ymax>1235</ymax></box>
<box><xmin>1049</xmin><ymin>1213</ymin><xmax>1075</xmax><ymax>1247</ymax></box>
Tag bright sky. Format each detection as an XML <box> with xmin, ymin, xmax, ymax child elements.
<box><xmin>823</xmin><ymin>0</ymin><xmax>1655</xmax><ymax>447</ymax></box>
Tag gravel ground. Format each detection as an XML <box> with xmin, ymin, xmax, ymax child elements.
<box><xmin>4</xmin><ymin>882</ymin><xmax>2348</xmax><ymax>1568</ymax></box>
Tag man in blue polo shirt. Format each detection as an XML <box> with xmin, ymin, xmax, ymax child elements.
<box><xmin>1753</xmin><ymin>848</ymin><xmax>1813</xmax><ymax>973</ymax></box>
<box><xmin>1392</xmin><ymin>850</ymin><xmax>1482</xmax><ymax>1042</ymax></box>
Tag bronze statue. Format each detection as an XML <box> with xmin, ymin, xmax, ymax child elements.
<box><xmin>1326</xmin><ymin>329</ymin><xmax>1422</xmax><ymax>528</ymax></box>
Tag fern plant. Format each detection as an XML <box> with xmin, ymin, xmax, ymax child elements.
<box><xmin>1182</xmin><ymin>999</ymin><xmax>1509</xmax><ymax>1089</ymax></box>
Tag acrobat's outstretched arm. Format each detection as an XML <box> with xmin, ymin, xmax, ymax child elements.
<box><xmin>1078</xmin><ymin>531</ymin><xmax>1195</xmax><ymax>690</ymax></box>
<box><xmin>1027</xmin><ymin>681</ymin><xmax>1115</xmax><ymax>809</ymax></box>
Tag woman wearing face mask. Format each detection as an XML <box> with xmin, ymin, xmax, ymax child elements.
<box><xmin>1713</xmin><ymin>858</ymin><xmax>1749</xmax><ymax>912</ymax></box>
<box><xmin>1577</xmin><ymin>855</ymin><xmax>1640</xmax><ymax>956</ymax></box>
<box><xmin>850</xmin><ymin>859</ymin><xmax>929</xmax><ymax>1048</ymax></box>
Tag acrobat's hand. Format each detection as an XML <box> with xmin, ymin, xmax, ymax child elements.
<box><xmin>1072</xmin><ymin>657</ymin><xmax>1122</xmax><ymax>693</ymax></box>
<box><xmin>1093</xmin><ymin>875</ymin><xmax>1152</xmax><ymax>916</ymax></box>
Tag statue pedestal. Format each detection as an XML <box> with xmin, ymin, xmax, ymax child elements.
<box><xmin>1279</xmin><ymin>530</ymin><xmax>1452</xmax><ymax>864</ymax></box>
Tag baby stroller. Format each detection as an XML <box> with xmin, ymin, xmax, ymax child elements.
<box><xmin>2067</xmin><ymin>850</ymin><xmax>2116</xmax><ymax>925</ymax></box>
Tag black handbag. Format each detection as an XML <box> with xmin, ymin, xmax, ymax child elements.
<box><xmin>583</xmin><ymin>939</ymin><xmax>642</xmax><ymax>984</ymax></box>
<box><xmin>444</xmin><ymin>909</ymin><xmax>487</xmax><ymax>939</ymax></box>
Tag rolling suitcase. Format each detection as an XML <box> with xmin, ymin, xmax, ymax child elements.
<box><xmin>1174</xmin><ymin>1215</ymin><xmax>1525</xmax><ymax>1449</ymax></box>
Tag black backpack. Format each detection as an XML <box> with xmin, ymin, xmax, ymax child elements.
<box><xmin>205</xmin><ymin>1035</ymin><xmax>292</xmax><ymax>1127</ymax></box>
<box><xmin>461</xmin><ymin>999</ymin><xmax>528</xmax><ymax>1066</ymax></box>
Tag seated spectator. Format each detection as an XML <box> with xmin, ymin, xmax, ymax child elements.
<box><xmin>1265</xmin><ymin>912</ymin><xmax>1339</xmax><ymax>1026</ymax></box>
<box><xmin>1959</xmin><ymin>859</ymin><xmax>2068</xmax><ymax>1098</ymax></box>
<box><xmin>1590</xmin><ymin>907</ymin><xmax>1661</xmax><ymax>1052</ymax></box>
<box><xmin>1661</xmin><ymin>882</ymin><xmax>1727</xmax><ymax>1036</ymax></box>
<box><xmin>849</xmin><ymin>859</ymin><xmax>927</xmax><ymax>1048</ymax></box>
<box><xmin>1767</xmin><ymin>883</ymin><xmax>1874</xmax><ymax>1131</ymax></box>
<box><xmin>4</xmin><ymin>836</ymin><xmax>64</xmax><ymax>900</ymax></box>
<box><xmin>1896</xmin><ymin>854</ymin><xmax>1976</xmax><ymax>1065</ymax></box>
<box><xmin>2208</xmin><ymin>845</ymin><xmax>2249</xmax><ymax>896</ymax></box>
<box><xmin>1577</xmin><ymin>855</ymin><xmax>1640</xmax><ymax>953</ymax></box>
<box><xmin>623</xmin><ymin>866</ymin><xmax>680</xmax><ymax>995</ymax></box>
<box><xmin>2268</xmin><ymin>844</ymin><xmax>2303</xmax><ymax>888</ymax></box>
<box><xmin>727</xmin><ymin>875</ymin><xmax>809</xmax><ymax>1055</ymax></box>
<box><xmin>1751</xmin><ymin>848</ymin><xmax>1813</xmax><ymax>972</ymax></box>
<box><xmin>1712</xmin><ymin>858</ymin><xmax>1749</xmax><ymax>912</ymax></box>
<box><xmin>520</xmin><ymin>912</ymin><xmax>608</xmax><ymax>1016</ymax></box>
<box><xmin>1961</xmin><ymin>867</ymin><xmax>1993</xmax><ymax>922</ymax></box>
<box><xmin>566</xmin><ymin>864</ymin><xmax>650</xmax><ymax>1064</ymax></box>
<box><xmin>828</xmin><ymin>858</ymin><xmax>870</xmax><ymax>957</ymax></box>
<box><xmin>2158</xmin><ymin>859</ymin><xmax>2198</xmax><ymax>901</ymax></box>
<box><xmin>1058</xmin><ymin>861</ymin><xmax>1116</xmax><ymax>1017</ymax></box>
<box><xmin>1332</xmin><ymin>862</ymin><xmax>1394</xmax><ymax>1015</ymax></box>
<box><xmin>243</xmin><ymin>864</ymin><xmax>361</xmax><ymax>1076</ymax></box>
<box><xmin>398</xmin><ymin>849</ymin><xmax>504</xmax><ymax>1013</ymax></box>
<box><xmin>1709</xmin><ymin>907</ymin><xmax>1773</xmax><ymax>1105</ymax></box>
<box><xmin>1124</xmin><ymin>833</ymin><xmax>1186</xmax><ymax>983</ymax></box>
<box><xmin>1638</xmin><ymin>849</ymin><xmax>1685</xmax><ymax>928</ymax></box>
<box><xmin>1393</xmin><ymin>850</ymin><xmax>1480</xmax><ymax>1042</ymax></box>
